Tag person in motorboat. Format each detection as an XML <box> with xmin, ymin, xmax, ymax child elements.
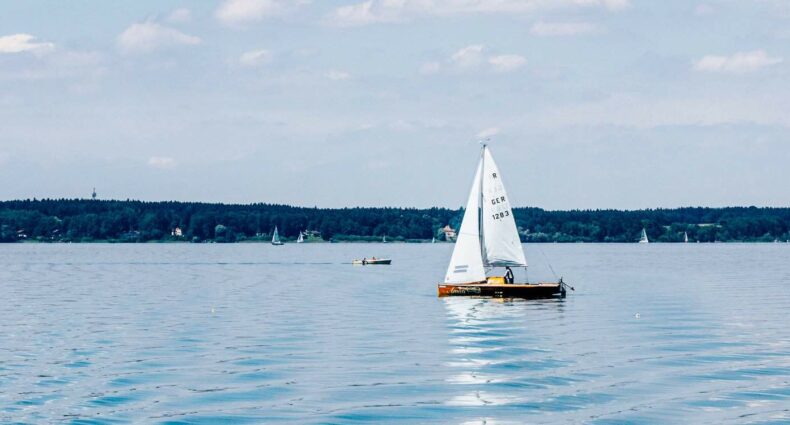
<box><xmin>362</xmin><ymin>257</ymin><xmax>367</xmax><ymax>265</ymax></box>
<box><xmin>504</xmin><ymin>266</ymin><xmax>514</xmax><ymax>284</ymax></box>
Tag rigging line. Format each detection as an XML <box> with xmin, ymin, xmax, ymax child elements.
<box><xmin>537</xmin><ymin>246</ymin><xmax>559</xmax><ymax>280</ymax></box>
<box><xmin>478</xmin><ymin>145</ymin><xmax>486</xmax><ymax>263</ymax></box>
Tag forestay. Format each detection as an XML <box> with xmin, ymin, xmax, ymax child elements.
<box><xmin>481</xmin><ymin>148</ymin><xmax>527</xmax><ymax>267</ymax></box>
<box><xmin>444</xmin><ymin>160</ymin><xmax>486</xmax><ymax>284</ymax></box>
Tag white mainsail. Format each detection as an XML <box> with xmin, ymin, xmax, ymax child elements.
<box><xmin>639</xmin><ymin>228</ymin><xmax>649</xmax><ymax>244</ymax></box>
<box><xmin>683</xmin><ymin>231</ymin><xmax>688</xmax><ymax>243</ymax></box>
<box><xmin>445</xmin><ymin>158</ymin><xmax>486</xmax><ymax>283</ymax></box>
<box><xmin>481</xmin><ymin>148</ymin><xmax>527</xmax><ymax>267</ymax></box>
<box><xmin>272</xmin><ymin>226</ymin><xmax>281</xmax><ymax>244</ymax></box>
<box><xmin>445</xmin><ymin>145</ymin><xmax>526</xmax><ymax>284</ymax></box>
<box><xmin>297</xmin><ymin>231</ymin><xmax>304</xmax><ymax>243</ymax></box>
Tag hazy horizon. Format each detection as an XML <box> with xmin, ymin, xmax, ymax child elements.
<box><xmin>2</xmin><ymin>1</ymin><xmax>790</xmax><ymax>209</ymax></box>
<box><xmin>4</xmin><ymin>196</ymin><xmax>790</xmax><ymax>212</ymax></box>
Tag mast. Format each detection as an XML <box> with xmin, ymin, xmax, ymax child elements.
<box><xmin>478</xmin><ymin>144</ymin><xmax>486</xmax><ymax>268</ymax></box>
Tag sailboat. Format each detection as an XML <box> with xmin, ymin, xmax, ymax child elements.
<box><xmin>297</xmin><ymin>231</ymin><xmax>304</xmax><ymax>243</ymax></box>
<box><xmin>432</xmin><ymin>237</ymin><xmax>436</xmax><ymax>243</ymax></box>
<box><xmin>638</xmin><ymin>228</ymin><xmax>649</xmax><ymax>244</ymax></box>
<box><xmin>271</xmin><ymin>226</ymin><xmax>284</xmax><ymax>245</ymax></box>
<box><xmin>437</xmin><ymin>144</ymin><xmax>569</xmax><ymax>299</ymax></box>
<box><xmin>684</xmin><ymin>231</ymin><xmax>689</xmax><ymax>243</ymax></box>
<box><xmin>382</xmin><ymin>235</ymin><xmax>387</xmax><ymax>243</ymax></box>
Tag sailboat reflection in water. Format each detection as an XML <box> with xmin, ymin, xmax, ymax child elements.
<box><xmin>438</xmin><ymin>143</ymin><xmax>572</xmax><ymax>299</ymax></box>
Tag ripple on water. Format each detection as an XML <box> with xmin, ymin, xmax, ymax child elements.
<box><xmin>2</xmin><ymin>243</ymin><xmax>790</xmax><ymax>423</ymax></box>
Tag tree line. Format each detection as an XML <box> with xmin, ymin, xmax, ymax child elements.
<box><xmin>1</xmin><ymin>199</ymin><xmax>789</xmax><ymax>243</ymax></box>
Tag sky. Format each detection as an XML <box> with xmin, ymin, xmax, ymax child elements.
<box><xmin>1</xmin><ymin>0</ymin><xmax>789</xmax><ymax>210</ymax></box>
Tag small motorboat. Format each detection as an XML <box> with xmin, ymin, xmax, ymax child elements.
<box><xmin>352</xmin><ymin>258</ymin><xmax>392</xmax><ymax>265</ymax></box>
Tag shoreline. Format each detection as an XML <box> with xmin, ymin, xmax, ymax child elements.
<box><xmin>3</xmin><ymin>200</ymin><xmax>790</xmax><ymax>244</ymax></box>
<box><xmin>6</xmin><ymin>239</ymin><xmax>789</xmax><ymax>244</ymax></box>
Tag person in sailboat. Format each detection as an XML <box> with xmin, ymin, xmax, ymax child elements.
<box><xmin>504</xmin><ymin>266</ymin><xmax>514</xmax><ymax>284</ymax></box>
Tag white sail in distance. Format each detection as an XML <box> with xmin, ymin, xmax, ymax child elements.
<box><xmin>481</xmin><ymin>147</ymin><xmax>527</xmax><ymax>267</ymax></box>
<box><xmin>445</xmin><ymin>158</ymin><xmax>486</xmax><ymax>284</ymax></box>
<box><xmin>272</xmin><ymin>226</ymin><xmax>280</xmax><ymax>244</ymax></box>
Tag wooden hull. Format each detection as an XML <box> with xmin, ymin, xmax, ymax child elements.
<box><xmin>438</xmin><ymin>282</ymin><xmax>564</xmax><ymax>299</ymax></box>
<box><xmin>352</xmin><ymin>259</ymin><xmax>392</xmax><ymax>265</ymax></box>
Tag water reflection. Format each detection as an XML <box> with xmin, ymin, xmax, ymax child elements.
<box><xmin>442</xmin><ymin>298</ymin><xmax>569</xmax><ymax>411</ymax></box>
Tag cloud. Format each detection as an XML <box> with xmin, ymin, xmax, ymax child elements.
<box><xmin>167</xmin><ymin>8</ymin><xmax>192</xmax><ymax>23</ymax></box>
<box><xmin>117</xmin><ymin>22</ymin><xmax>200</xmax><ymax>54</ymax></box>
<box><xmin>419</xmin><ymin>61</ymin><xmax>441</xmax><ymax>75</ymax></box>
<box><xmin>426</xmin><ymin>46</ymin><xmax>525</xmax><ymax>74</ymax></box>
<box><xmin>327</xmin><ymin>0</ymin><xmax>629</xmax><ymax>26</ymax></box>
<box><xmin>0</xmin><ymin>34</ymin><xmax>54</xmax><ymax>55</ymax></box>
<box><xmin>488</xmin><ymin>54</ymin><xmax>526</xmax><ymax>72</ymax></box>
<box><xmin>216</xmin><ymin>0</ymin><xmax>285</xmax><ymax>26</ymax></box>
<box><xmin>331</xmin><ymin>0</ymin><xmax>382</xmax><ymax>26</ymax></box>
<box><xmin>693</xmin><ymin>50</ymin><xmax>782</xmax><ymax>74</ymax></box>
<box><xmin>528</xmin><ymin>92</ymin><xmax>790</xmax><ymax>129</ymax></box>
<box><xmin>326</xmin><ymin>69</ymin><xmax>351</xmax><ymax>80</ymax></box>
<box><xmin>477</xmin><ymin>127</ymin><xmax>500</xmax><ymax>139</ymax></box>
<box><xmin>694</xmin><ymin>3</ymin><xmax>714</xmax><ymax>16</ymax></box>
<box><xmin>0</xmin><ymin>47</ymin><xmax>104</xmax><ymax>81</ymax></box>
<box><xmin>451</xmin><ymin>44</ymin><xmax>484</xmax><ymax>68</ymax></box>
<box><xmin>530</xmin><ymin>21</ymin><xmax>600</xmax><ymax>36</ymax></box>
<box><xmin>148</xmin><ymin>156</ymin><xmax>176</xmax><ymax>169</ymax></box>
<box><xmin>366</xmin><ymin>159</ymin><xmax>390</xmax><ymax>170</ymax></box>
<box><xmin>239</xmin><ymin>49</ymin><xmax>273</xmax><ymax>66</ymax></box>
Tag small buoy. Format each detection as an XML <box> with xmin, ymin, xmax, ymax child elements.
<box><xmin>634</xmin><ymin>313</ymin><xmax>640</xmax><ymax>319</ymax></box>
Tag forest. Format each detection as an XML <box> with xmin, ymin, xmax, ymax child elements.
<box><xmin>2</xmin><ymin>199</ymin><xmax>790</xmax><ymax>243</ymax></box>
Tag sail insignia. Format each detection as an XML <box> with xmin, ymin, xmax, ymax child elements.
<box><xmin>444</xmin><ymin>146</ymin><xmax>527</xmax><ymax>284</ymax></box>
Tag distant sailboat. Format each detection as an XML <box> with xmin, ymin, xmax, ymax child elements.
<box><xmin>684</xmin><ymin>232</ymin><xmax>689</xmax><ymax>243</ymax></box>
<box><xmin>271</xmin><ymin>226</ymin><xmax>284</xmax><ymax>245</ymax></box>
<box><xmin>382</xmin><ymin>235</ymin><xmax>387</xmax><ymax>243</ymax></box>
<box><xmin>432</xmin><ymin>237</ymin><xmax>436</xmax><ymax>243</ymax></box>
<box><xmin>437</xmin><ymin>144</ymin><xmax>569</xmax><ymax>299</ymax></box>
<box><xmin>639</xmin><ymin>228</ymin><xmax>649</xmax><ymax>244</ymax></box>
<box><xmin>297</xmin><ymin>231</ymin><xmax>304</xmax><ymax>243</ymax></box>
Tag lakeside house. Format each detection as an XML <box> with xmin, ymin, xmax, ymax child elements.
<box><xmin>442</xmin><ymin>225</ymin><xmax>457</xmax><ymax>242</ymax></box>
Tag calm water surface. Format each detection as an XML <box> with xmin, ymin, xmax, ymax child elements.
<box><xmin>2</xmin><ymin>243</ymin><xmax>790</xmax><ymax>424</ymax></box>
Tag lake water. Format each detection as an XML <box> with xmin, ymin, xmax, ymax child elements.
<box><xmin>2</xmin><ymin>243</ymin><xmax>790</xmax><ymax>424</ymax></box>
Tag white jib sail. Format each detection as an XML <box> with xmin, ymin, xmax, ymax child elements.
<box><xmin>481</xmin><ymin>147</ymin><xmax>527</xmax><ymax>267</ymax></box>
<box><xmin>272</xmin><ymin>226</ymin><xmax>280</xmax><ymax>243</ymax></box>
<box><xmin>445</xmin><ymin>158</ymin><xmax>486</xmax><ymax>284</ymax></box>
